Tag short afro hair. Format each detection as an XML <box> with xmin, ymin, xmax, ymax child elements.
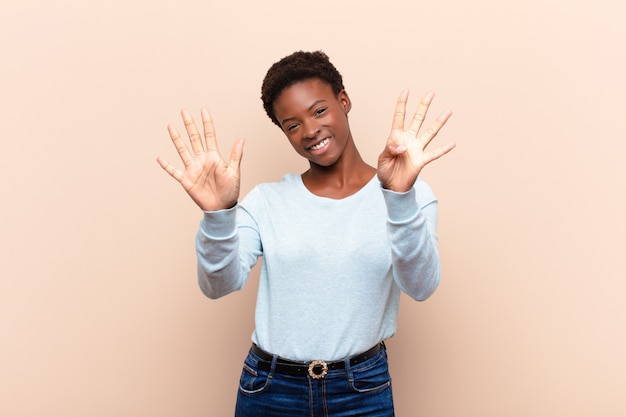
<box><xmin>261</xmin><ymin>50</ymin><xmax>345</xmax><ymax>127</ymax></box>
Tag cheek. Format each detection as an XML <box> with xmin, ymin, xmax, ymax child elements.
<box><xmin>333</xmin><ymin>115</ymin><xmax>350</xmax><ymax>136</ymax></box>
<box><xmin>286</xmin><ymin>136</ymin><xmax>308</xmax><ymax>156</ymax></box>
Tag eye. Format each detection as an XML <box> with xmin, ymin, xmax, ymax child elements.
<box><xmin>314</xmin><ymin>107</ymin><xmax>327</xmax><ymax>117</ymax></box>
<box><xmin>286</xmin><ymin>123</ymin><xmax>299</xmax><ymax>132</ymax></box>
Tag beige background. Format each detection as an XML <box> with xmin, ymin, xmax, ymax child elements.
<box><xmin>1</xmin><ymin>0</ymin><xmax>625</xmax><ymax>415</ymax></box>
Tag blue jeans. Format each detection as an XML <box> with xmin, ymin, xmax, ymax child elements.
<box><xmin>235</xmin><ymin>344</ymin><xmax>395</xmax><ymax>416</ymax></box>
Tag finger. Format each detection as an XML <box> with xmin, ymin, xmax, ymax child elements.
<box><xmin>382</xmin><ymin>135</ymin><xmax>409</xmax><ymax>158</ymax></box>
<box><xmin>156</xmin><ymin>156</ymin><xmax>184</xmax><ymax>182</ymax></box>
<box><xmin>423</xmin><ymin>142</ymin><xmax>456</xmax><ymax>166</ymax></box>
<box><xmin>418</xmin><ymin>109</ymin><xmax>452</xmax><ymax>148</ymax></box>
<box><xmin>182</xmin><ymin>109</ymin><xmax>205</xmax><ymax>156</ymax></box>
<box><xmin>167</xmin><ymin>124</ymin><xmax>193</xmax><ymax>167</ymax></box>
<box><xmin>406</xmin><ymin>91</ymin><xmax>435</xmax><ymax>135</ymax></box>
<box><xmin>201</xmin><ymin>108</ymin><xmax>218</xmax><ymax>152</ymax></box>
<box><xmin>228</xmin><ymin>138</ymin><xmax>245</xmax><ymax>172</ymax></box>
<box><xmin>391</xmin><ymin>90</ymin><xmax>409</xmax><ymax>131</ymax></box>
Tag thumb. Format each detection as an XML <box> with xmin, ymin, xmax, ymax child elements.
<box><xmin>229</xmin><ymin>138</ymin><xmax>245</xmax><ymax>170</ymax></box>
<box><xmin>384</xmin><ymin>136</ymin><xmax>408</xmax><ymax>157</ymax></box>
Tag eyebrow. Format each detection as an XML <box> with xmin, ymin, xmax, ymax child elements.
<box><xmin>280</xmin><ymin>99</ymin><xmax>327</xmax><ymax>127</ymax></box>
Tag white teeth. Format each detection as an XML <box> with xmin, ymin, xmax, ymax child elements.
<box><xmin>310</xmin><ymin>138</ymin><xmax>329</xmax><ymax>150</ymax></box>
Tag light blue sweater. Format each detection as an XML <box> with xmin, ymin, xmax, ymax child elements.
<box><xmin>196</xmin><ymin>174</ymin><xmax>441</xmax><ymax>361</ymax></box>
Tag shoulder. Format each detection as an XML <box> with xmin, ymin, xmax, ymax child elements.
<box><xmin>250</xmin><ymin>174</ymin><xmax>300</xmax><ymax>197</ymax></box>
<box><xmin>241</xmin><ymin>174</ymin><xmax>301</xmax><ymax>206</ymax></box>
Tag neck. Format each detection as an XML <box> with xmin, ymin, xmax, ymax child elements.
<box><xmin>302</xmin><ymin>146</ymin><xmax>376</xmax><ymax>199</ymax></box>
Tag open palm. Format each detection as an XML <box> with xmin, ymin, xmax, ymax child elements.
<box><xmin>157</xmin><ymin>109</ymin><xmax>244</xmax><ymax>211</ymax></box>
<box><xmin>377</xmin><ymin>91</ymin><xmax>455</xmax><ymax>192</ymax></box>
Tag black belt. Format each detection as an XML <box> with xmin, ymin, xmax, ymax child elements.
<box><xmin>251</xmin><ymin>343</ymin><xmax>383</xmax><ymax>379</ymax></box>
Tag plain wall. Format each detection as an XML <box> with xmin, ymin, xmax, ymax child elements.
<box><xmin>1</xmin><ymin>0</ymin><xmax>625</xmax><ymax>415</ymax></box>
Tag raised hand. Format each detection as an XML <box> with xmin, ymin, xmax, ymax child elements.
<box><xmin>377</xmin><ymin>90</ymin><xmax>455</xmax><ymax>192</ymax></box>
<box><xmin>157</xmin><ymin>109</ymin><xmax>244</xmax><ymax>211</ymax></box>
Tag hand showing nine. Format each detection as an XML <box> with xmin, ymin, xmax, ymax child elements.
<box><xmin>156</xmin><ymin>109</ymin><xmax>244</xmax><ymax>211</ymax></box>
<box><xmin>377</xmin><ymin>90</ymin><xmax>455</xmax><ymax>192</ymax></box>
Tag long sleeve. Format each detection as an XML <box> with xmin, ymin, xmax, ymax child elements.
<box><xmin>195</xmin><ymin>203</ymin><xmax>262</xmax><ymax>299</ymax></box>
<box><xmin>382</xmin><ymin>180</ymin><xmax>441</xmax><ymax>301</ymax></box>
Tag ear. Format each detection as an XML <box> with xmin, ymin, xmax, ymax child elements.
<box><xmin>338</xmin><ymin>90</ymin><xmax>352</xmax><ymax>114</ymax></box>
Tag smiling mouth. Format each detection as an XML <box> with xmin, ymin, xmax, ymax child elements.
<box><xmin>308</xmin><ymin>138</ymin><xmax>330</xmax><ymax>151</ymax></box>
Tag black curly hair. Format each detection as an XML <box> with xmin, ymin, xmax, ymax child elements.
<box><xmin>261</xmin><ymin>50</ymin><xmax>345</xmax><ymax>127</ymax></box>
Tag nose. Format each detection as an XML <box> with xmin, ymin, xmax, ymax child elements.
<box><xmin>302</xmin><ymin>118</ymin><xmax>321</xmax><ymax>140</ymax></box>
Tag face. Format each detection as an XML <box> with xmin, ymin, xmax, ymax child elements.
<box><xmin>272</xmin><ymin>78</ymin><xmax>352</xmax><ymax>167</ymax></box>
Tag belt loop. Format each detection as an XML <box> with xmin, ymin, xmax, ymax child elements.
<box><xmin>343</xmin><ymin>356</ymin><xmax>351</xmax><ymax>371</ymax></box>
<box><xmin>269</xmin><ymin>353</ymin><xmax>278</xmax><ymax>377</ymax></box>
<box><xmin>345</xmin><ymin>355</ymin><xmax>354</xmax><ymax>384</ymax></box>
<box><xmin>345</xmin><ymin>354</ymin><xmax>354</xmax><ymax>380</ymax></box>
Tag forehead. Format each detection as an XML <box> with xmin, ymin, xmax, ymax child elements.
<box><xmin>273</xmin><ymin>79</ymin><xmax>336</xmax><ymax>117</ymax></box>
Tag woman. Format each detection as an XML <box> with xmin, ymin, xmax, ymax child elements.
<box><xmin>157</xmin><ymin>51</ymin><xmax>454</xmax><ymax>416</ymax></box>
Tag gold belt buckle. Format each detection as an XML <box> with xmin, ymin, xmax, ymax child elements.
<box><xmin>308</xmin><ymin>360</ymin><xmax>328</xmax><ymax>379</ymax></box>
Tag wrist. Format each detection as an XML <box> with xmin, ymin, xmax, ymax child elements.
<box><xmin>381</xmin><ymin>186</ymin><xmax>419</xmax><ymax>222</ymax></box>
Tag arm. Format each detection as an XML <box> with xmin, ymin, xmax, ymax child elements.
<box><xmin>383</xmin><ymin>183</ymin><xmax>440</xmax><ymax>301</ymax></box>
<box><xmin>157</xmin><ymin>109</ymin><xmax>252</xmax><ymax>298</ymax></box>
<box><xmin>377</xmin><ymin>91</ymin><xmax>454</xmax><ymax>300</ymax></box>
<box><xmin>195</xmin><ymin>204</ymin><xmax>262</xmax><ymax>299</ymax></box>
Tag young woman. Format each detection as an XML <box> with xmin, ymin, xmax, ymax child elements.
<box><xmin>157</xmin><ymin>51</ymin><xmax>455</xmax><ymax>416</ymax></box>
